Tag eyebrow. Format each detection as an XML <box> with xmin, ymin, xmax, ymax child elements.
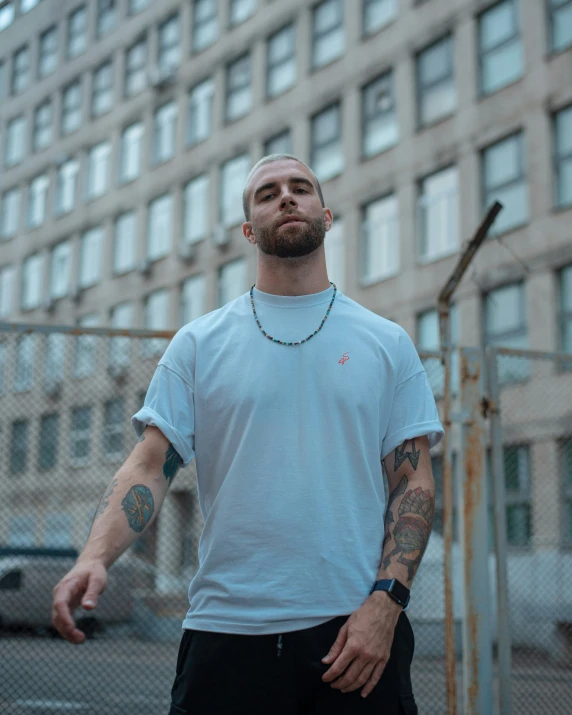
<box><xmin>253</xmin><ymin>176</ymin><xmax>314</xmax><ymax>201</ymax></box>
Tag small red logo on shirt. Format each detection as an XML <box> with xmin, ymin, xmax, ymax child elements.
<box><xmin>338</xmin><ymin>352</ymin><xmax>350</xmax><ymax>365</ymax></box>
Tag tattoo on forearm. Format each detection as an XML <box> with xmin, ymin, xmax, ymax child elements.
<box><xmin>394</xmin><ymin>438</ymin><xmax>420</xmax><ymax>471</ymax></box>
<box><xmin>383</xmin><ymin>476</ymin><xmax>408</xmax><ymax>550</ymax></box>
<box><xmin>163</xmin><ymin>444</ymin><xmax>183</xmax><ymax>486</ymax></box>
<box><xmin>92</xmin><ymin>478</ymin><xmax>118</xmax><ymax>523</ymax></box>
<box><xmin>121</xmin><ymin>485</ymin><xmax>154</xmax><ymax>533</ymax></box>
<box><xmin>382</xmin><ymin>486</ymin><xmax>435</xmax><ymax>581</ymax></box>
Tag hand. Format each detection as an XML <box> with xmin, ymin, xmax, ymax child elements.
<box><xmin>51</xmin><ymin>560</ymin><xmax>108</xmax><ymax>644</ymax></box>
<box><xmin>321</xmin><ymin>592</ymin><xmax>402</xmax><ymax>698</ymax></box>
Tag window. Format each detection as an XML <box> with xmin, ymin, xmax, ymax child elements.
<box><xmin>418</xmin><ymin>166</ymin><xmax>459</xmax><ymax>262</ymax></box>
<box><xmin>264</xmin><ymin>129</ymin><xmax>292</xmax><ymax>156</ymax></box>
<box><xmin>187</xmin><ymin>79</ymin><xmax>214</xmax><ymax>145</ymax></box>
<box><xmin>50</xmin><ymin>241</ymin><xmax>71</xmax><ymax>299</ymax></box>
<box><xmin>79</xmin><ymin>227</ymin><xmax>104</xmax><ymax>288</ymax></box>
<box><xmin>61</xmin><ymin>80</ymin><xmax>83</xmax><ymax>135</ymax></box>
<box><xmin>153</xmin><ymin>101</ymin><xmax>177</xmax><ymax>163</ymax></box>
<box><xmin>70</xmin><ymin>407</ymin><xmax>92</xmax><ymax>465</ymax></box>
<box><xmin>114</xmin><ymin>211</ymin><xmax>136</xmax><ymax>274</ymax></box>
<box><xmin>482</xmin><ymin>133</ymin><xmax>528</xmax><ymax>234</ymax></box>
<box><xmin>184</xmin><ymin>175</ymin><xmax>209</xmax><ymax>244</ymax></box>
<box><xmin>21</xmin><ymin>0</ymin><xmax>40</xmax><ymax>12</ymax></box>
<box><xmin>0</xmin><ymin>188</ymin><xmax>21</xmax><ymax>238</ymax></box>
<box><xmin>43</xmin><ymin>334</ymin><xmax>65</xmax><ymax>390</ymax></box>
<box><xmin>0</xmin><ymin>2</ymin><xmax>15</xmax><ymax>32</ymax></box>
<box><xmin>27</xmin><ymin>174</ymin><xmax>49</xmax><ymax>228</ymax></box>
<box><xmin>555</xmin><ymin>106</ymin><xmax>572</xmax><ymax>208</ymax></box>
<box><xmin>15</xmin><ymin>335</ymin><xmax>36</xmax><ymax>391</ymax></box>
<box><xmin>5</xmin><ymin>115</ymin><xmax>26</xmax><ymax>166</ymax></box>
<box><xmin>21</xmin><ymin>254</ymin><xmax>43</xmax><ymax>310</ymax></box>
<box><xmin>324</xmin><ymin>218</ymin><xmax>345</xmax><ymax>293</ymax></box>
<box><xmin>38</xmin><ymin>26</ymin><xmax>58</xmax><ymax>79</ymax></box>
<box><xmin>148</xmin><ymin>194</ymin><xmax>173</xmax><ymax>261</ymax></box>
<box><xmin>125</xmin><ymin>37</ymin><xmax>147</xmax><ymax>97</ymax></box>
<box><xmin>10</xmin><ymin>420</ymin><xmax>29</xmax><ymax>474</ymax></box>
<box><xmin>33</xmin><ymin>101</ymin><xmax>52</xmax><ymax>152</ymax></box>
<box><xmin>478</xmin><ymin>0</ymin><xmax>523</xmax><ymax>95</ymax></box>
<box><xmin>181</xmin><ymin>274</ymin><xmax>206</xmax><ymax>326</ymax></box>
<box><xmin>73</xmin><ymin>314</ymin><xmax>98</xmax><ymax>378</ymax></box>
<box><xmin>362</xmin><ymin>71</ymin><xmax>398</xmax><ymax>157</ymax></box>
<box><xmin>549</xmin><ymin>0</ymin><xmax>572</xmax><ymax>52</ymax></box>
<box><xmin>488</xmin><ymin>445</ymin><xmax>531</xmax><ymax>547</ymax></box>
<box><xmin>86</xmin><ymin>142</ymin><xmax>111</xmax><ymax>199</ymax></box>
<box><xmin>92</xmin><ymin>61</ymin><xmax>114</xmax><ymax>117</ymax></box>
<box><xmin>417</xmin><ymin>35</ymin><xmax>456</xmax><ymax>127</ymax></box>
<box><xmin>562</xmin><ymin>439</ymin><xmax>572</xmax><ymax>545</ymax></box>
<box><xmin>119</xmin><ymin>122</ymin><xmax>143</xmax><ymax>183</ymax></box>
<box><xmin>560</xmin><ymin>265</ymin><xmax>572</xmax><ymax>355</ymax></box>
<box><xmin>193</xmin><ymin>0</ymin><xmax>218</xmax><ymax>52</ymax></box>
<box><xmin>12</xmin><ymin>45</ymin><xmax>30</xmax><ymax>95</ymax></box>
<box><xmin>143</xmin><ymin>289</ymin><xmax>170</xmax><ymax>357</ymax></box>
<box><xmin>43</xmin><ymin>513</ymin><xmax>72</xmax><ymax>548</ymax></box>
<box><xmin>218</xmin><ymin>259</ymin><xmax>246</xmax><ymax>307</ymax></box>
<box><xmin>230</xmin><ymin>0</ymin><xmax>256</xmax><ymax>25</ymax></box>
<box><xmin>97</xmin><ymin>0</ymin><xmax>117</xmax><ymax>38</ymax></box>
<box><xmin>0</xmin><ymin>265</ymin><xmax>15</xmax><ymax>317</ymax></box>
<box><xmin>311</xmin><ymin>103</ymin><xmax>343</xmax><ymax>182</ymax></box>
<box><xmin>312</xmin><ymin>0</ymin><xmax>344</xmax><ymax>69</ymax></box>
<box><xmin>67</xmin><ymin>6</ymin><xmax>88</xmax><ymax>59</ymax></box>
<box><xmin>484</xmin><ymin>282</ymin><xmax>528</xmax><ymax>383</ymax></box>
<box><xmin>267</xmin><ymin>24</ymin><xmax>296</xmax><ymax>98</ymax></box>
<box><xmin>104</xmin><ymin>398</ymin><xmax>124</xmax><ymax>460</ymax></box>
<box><xmin>361</xmin><ymin>194</ymin><xmax>399</xmax><ymax>284</ymax></box>
<box><xmin>417</xmin><ymin>304</ymin><xmax>460</xmax><ymax>397</ymax></box>
<box><xmin>109</xmin><ymin>302</ymin><xmax>132</xmax><ymax>368</ymax></box>
<box><xmin>129</xmin><ymin>0</ymin><xmax>150</xmax><ymax>14</ymax></box>
<box><xmin>220</xmin><ymin>154</ymin><xmax>250</xmax><ymax>227</ymax></box>
<box><xmin>226</xmin><ymin>54</ymin><xmax>252</xmax><ymax>121</ymax></box>
<box><xmin>158</xmin><ymin>14</ymin><xmax>180</xmax><ymax>73</ymax></box>
<box><xmin>55</xmin><ymin>159</ymin><xmax>79</xmax><ymax>215</ymax></box>
<box><xmin>363</xmin><ymin>0</ymin><xmax>397</xmax><ymax>35</ymax></box>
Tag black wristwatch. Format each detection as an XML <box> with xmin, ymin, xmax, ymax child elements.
<box><xmin>370</xmin><ymin>578</ymin><xmax>410</xmax><ymax>608</ymax></box>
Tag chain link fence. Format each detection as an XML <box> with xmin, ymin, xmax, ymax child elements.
<box><xmin>5</xmin><ymin>328</ymin><xmax>571</xmax><ymax>713</ymax></box>
<box><xmin>487</xmin><ymin>347</ymin><xmax>572</xmax><ymax>714</ymax></box>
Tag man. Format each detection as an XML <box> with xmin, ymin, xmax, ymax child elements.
<box><xmin>52</xmin><ymin>154</ymin><xmax>443</xmax><ymax>714</ymax></box>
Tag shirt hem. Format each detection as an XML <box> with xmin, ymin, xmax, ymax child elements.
<box><xmin>181</xmin><ymin>613</ymin><xmax>347</xmax><ymax>635</ymax></box>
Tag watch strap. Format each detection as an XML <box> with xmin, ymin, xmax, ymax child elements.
<box><xmin>370</xmin><ymin>578</ymin><xmax>410</xmax><ymax>608</ymax></box>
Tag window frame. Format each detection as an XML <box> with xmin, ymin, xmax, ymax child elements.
<box><xmin>226</xmin><ymin>53</ymin><xmax>252</xmax><ymax>122</ymax></box>
<box><xmin>361</xmin><ymin>69</ymin><xmax>398</xmax><ymax>158</ymax></box>
<box><xmin>69</xmin><ymin>406</ymin><xmax>93</xmax><ymax>467</ymax></box>
<box><xmin>38</xmin><ymin>26</ymin><xmax>58</xmax><ymax>79</ymax></box>
<box><xmin>554</xmin><ymin>105</ymin><xmax>572</xmax><ymax>209</ymax></box>
<box><xmin>478</xmin><ymin>0</ymin><xmax>523</xmax><ymax>97</ymax></box>
<box><xmin>362</xmin><ymin>0</ymin><xmax>398</xmax><ymax>37</ymax></box>
<box><xmin>310</xmin><ymin>102</ymin><xmax>344</xmax><ymax>183</ymax></box>
<box><xmin>11</xmin><ymin>45</ymin><xmax>31</xmax><ymax>96</ymax></box>
<box><xmin>192</xmin><ymin>0</ymin><xmax>219</xmax><ymax>53</ymax></box>
<box><xmin>266</xmin><ymin>23</ymin><xmax>296</xmax><ymax>99</ymax></box>
<box><xmin>415</xmin><ymin>34</ymin><xmax>456</xmax><ymax>128</ymax></box>
<box><xmin>311</xmin><ymin>0</ymin><xmax>345</xmax><ymax>70</ymax></box>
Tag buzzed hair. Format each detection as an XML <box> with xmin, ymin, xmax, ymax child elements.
<box><xmin>242</xmin><ymin>154</ymin><xmax>325</xmax><ymax>221</ymax></box>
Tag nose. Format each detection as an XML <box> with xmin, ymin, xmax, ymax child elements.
<box><xmin>279</xmin><ymin>187</ymin><xmax>298</xmax><ymax>210</ymax></box>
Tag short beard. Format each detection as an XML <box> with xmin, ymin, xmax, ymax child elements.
<box><xmin>253</xmin><ymin>214</ymin><xmax>326</xmax><ymax>259</ymax></box>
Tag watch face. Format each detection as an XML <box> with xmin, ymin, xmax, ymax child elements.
<box><xmin>390</xmin><ymin>579</ymin><xmax>409</xmax><ymax>604</ymax></box>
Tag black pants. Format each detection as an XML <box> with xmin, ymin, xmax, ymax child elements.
<box><xmin>169</xmin><ymin>612</ymin><xmax>418</xmax><ymax>714</ymax></box>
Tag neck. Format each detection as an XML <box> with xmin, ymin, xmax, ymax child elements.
<box><xmin>254</xmin><ymin>255</ymin><xmax>331</xmax><ymax>296</ymax></box>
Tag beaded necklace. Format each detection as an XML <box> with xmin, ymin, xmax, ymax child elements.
<box><xmin>249</xmin><ymin>282</ymin><xmax>337</xmax><ymax>346</ymax></box>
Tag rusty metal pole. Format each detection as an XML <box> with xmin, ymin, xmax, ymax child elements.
<box><xmin>485</xmin><ymin>346</ymin><xmax>512</xmax><ymax>715</ymax></box>
<box><xmin>437</xmin><ymin>202</ymin><xmax>502</xmax><ymax>714</ymax></box>
<box><xmin>459</xmin><ymin>349</ymin><xmax>494</xmax><ymax>714</ymax></box>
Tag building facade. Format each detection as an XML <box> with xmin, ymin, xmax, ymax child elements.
<box><xmin>0</xmin><ymin>0</ymin><xmax>572</xmax><ymax>588</ymax></box>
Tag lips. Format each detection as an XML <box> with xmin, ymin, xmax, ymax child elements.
<box><xmin>279</xmin><ymin>216</ymin><xmax>305</xmax><ymax>226</ymax></box>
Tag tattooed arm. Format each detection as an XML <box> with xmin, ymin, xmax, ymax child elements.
<box><xmin>379</xmin><ymin>435</ymin><xmax>435</xmax><ymax>587</ymax></box>
<box><xmin>52</xmin><ymin>425</ymin><xmax>183</xmax><ymax>644</ymax></box>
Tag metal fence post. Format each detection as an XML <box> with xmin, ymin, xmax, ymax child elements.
<box><xmin>485</xmin><ymin>346</ymin><xmax>512</xmax><ymax>715</ymax></box>
<box><xmin>460</xmin><ymin>348</ymin><xmax>494</xmax><ymax>714</ymax></box>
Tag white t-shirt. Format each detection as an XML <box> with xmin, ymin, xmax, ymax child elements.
<box><xmin>131</xmin><ymin>284</ymin><xmax>444</xmax><ymax>635</ymax></box>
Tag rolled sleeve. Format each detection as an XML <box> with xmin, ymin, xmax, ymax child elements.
<box><xmin>381</xmin><ymin>367</ymin><xmax>444</xmax><ymax>461</ymax></box>
<box><xmin>131</xmin><ymin>364</ymin><xmax>195</xmax><ymax>466</ymax></box>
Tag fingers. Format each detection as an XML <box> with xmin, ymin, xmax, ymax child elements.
<box><xmin>322</xmin><ymin>621</ymin><xmax>348</xmax><ymax>666</ymax></box>
<box><xmin>81</xmin><ymin>570</ymin><xmax>106</xmax><ymax>610</ymax></box>
<box><xmin>341</xmin><ymin>661</ymin><xmax>376</xmax><ymax>693</ymax></box>
<box><xmin>361</xmin><ymin>660</ymin><xmax>386</xmax><ymax>698</ymax></box>
<box><xmin>52</xmin><ymin>568</ymin><xmax>106</xmax><ymax>644</ymax></box>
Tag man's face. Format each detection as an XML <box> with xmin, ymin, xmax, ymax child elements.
<box><xmin>244</xmin><ymin>160</ymin><xmax>332</xmax><ymax>259</ymax></box>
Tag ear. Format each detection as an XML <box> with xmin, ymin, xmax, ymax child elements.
<box><xmin>243</xmin><ymin>222</ymin><xmax>256</xmax><ymax>245</ymax></box>
<box><xmin>323</xmin><ymin>208</ymin><xmax>333</xmax><ymax>232</ymax></box>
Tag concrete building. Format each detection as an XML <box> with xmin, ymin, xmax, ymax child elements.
<box><xmin>0</xmin><ymin>0</ymin><xmax>572</xmax><ymax>602</ymax></box>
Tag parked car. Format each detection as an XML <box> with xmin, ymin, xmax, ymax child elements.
<box><xmin>0</xmin><ymin>547</ymin><xmax>155</xmax><ymax>636</ymax></box>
